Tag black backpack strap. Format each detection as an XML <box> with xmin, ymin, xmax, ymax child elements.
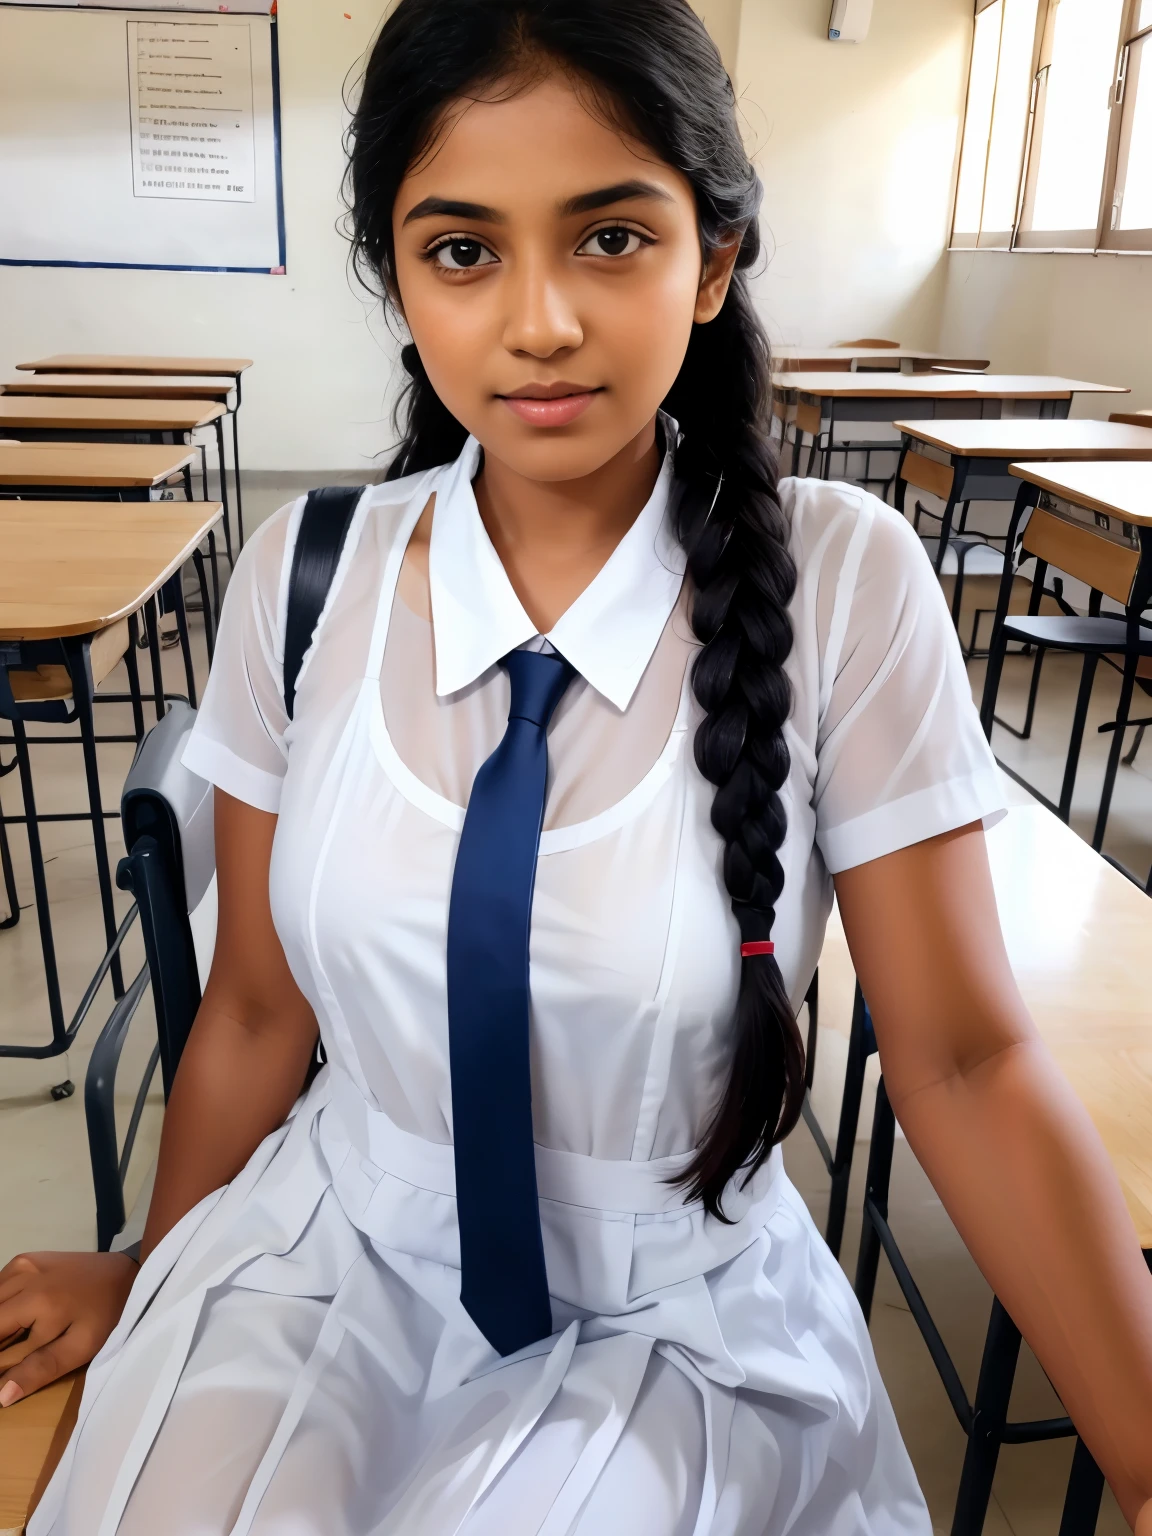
<box><xmin>283</xmin><ymin>485</ymin><xmax>365</xmax><ymax>720</ymax></box>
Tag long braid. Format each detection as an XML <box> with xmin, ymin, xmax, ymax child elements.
<box><xmin>666</xmin><ymin>275</ymin><xmax>804</xmax><ymax>1216</ymax></box>
<box><xmin>348</xmin><ymin>0</ymin><xmax>808</xmax><ymax>1219</ymax></box>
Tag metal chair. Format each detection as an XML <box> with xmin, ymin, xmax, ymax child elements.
<box><xmin>853</xmin><ymin>1074</ymin><xmax>1125</xmax><ymax>1536</ymax></box>
<box><xmin>979</xmin><ymin>483</ymin><xmax>1152</xmax><ymax>865</ymax></box>
<box><xmin>82</xmin><ymin>703</ymin><xmax>215</xmax><ymax>1251</ymax></box>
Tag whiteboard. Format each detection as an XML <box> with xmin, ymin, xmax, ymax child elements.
<box><xmin>0</xmin><ymin>4</ymin><xmax>285</xmax><ymax>272</ymax></box>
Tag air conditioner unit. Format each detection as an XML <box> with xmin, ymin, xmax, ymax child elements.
<box><xmin>828</xmin><ymin>0</ymin><xmax>873</xmax><ymax>42</ymax></box>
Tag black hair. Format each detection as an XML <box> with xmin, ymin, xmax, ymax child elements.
<box><xmin>346</xmin><ymin>0</ymin><xmax>803</xmax><ymax>1219</ymax></box>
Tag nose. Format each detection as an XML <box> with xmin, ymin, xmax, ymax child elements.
<box><xmin>501</xmin><ymin>252</ymin><xmax>583</xmax><ymax>359</ymax></box>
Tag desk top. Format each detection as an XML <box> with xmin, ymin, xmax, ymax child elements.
<box><xmin>0</xmin><ymin>501</ymin><xmax>224</xmax><ymax>640</ymax></box>
<box><xmin>0</xmin><ymin>396</ymin><xmax>226</xmax><ymax>432</ymax></box>
<box><xmin>16</xmin><ymin>354</ymin><xmax>252</xmax><ymax>378</ymax></box>
<box><xmin>984</xmin><ymin>804</ymin><xmax>1152</xmax><ymax>1245</ymax></box>
<box><xmin>895</xmin><ymin>419</ymin><xmax>1152</xmax><ymax>459</ymax></box>
<box><xmin>1009</xmin><ymin>460</ymin><xmax>1152</xmax><ymax>527</ymax></box>
<box><xmin>774</xmin><ymin>372</ymin><xmax>1130</xmax><ymax>400</ymax></box>
<box><xmin>0</xmin><ymin>442</ymin><xmax>196</xmax><ymax>487</ymax></box>
<box><xmin>2</xmin><ymin>374</ymin><xmax>235</xmax><ymax>402</ymax></box>
<box><xmin>1109</xmin><ymin>409</ymin><xmax>1152</xmax><ymax>429</ymax></box>
<box><xmin>774</xmin><ymin>346</ymin><xmax>990</xmax><ymax>372</ymax></box>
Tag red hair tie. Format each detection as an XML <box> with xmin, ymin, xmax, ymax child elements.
<box><xmin>740</xmin><ymin>941</ymin><xmax>774</xmax><ymax>958</ymax></box>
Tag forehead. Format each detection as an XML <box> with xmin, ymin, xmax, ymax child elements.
<box><xmin>396</xmin><ymin>70</ymin><xmax>693</xmax><ymax>214</ymax></box>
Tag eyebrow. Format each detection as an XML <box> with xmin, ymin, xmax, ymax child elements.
<box><xmin>401</xmin><ymin>179</ymin><xmax>673</xmax><ymax>228</ymax></box>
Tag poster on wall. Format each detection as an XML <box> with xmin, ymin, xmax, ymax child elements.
<box><xmin>0</xmin><ymin>2</ymin><xmax>285</xmax><ymax>272</ymax></box>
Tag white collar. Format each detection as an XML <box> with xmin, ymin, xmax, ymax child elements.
<box><xmin>428</xmin><ymin>418</ymin><xmax>686</xmax><ymax>712</ymax></box>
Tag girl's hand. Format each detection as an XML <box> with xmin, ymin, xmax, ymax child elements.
<box><xmin>0</xmin><ymin>1250</ymin><xmax>137</xmax><ymax>1406</ymax></box>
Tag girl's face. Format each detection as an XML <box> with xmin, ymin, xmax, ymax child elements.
<box><xmin>391</xmin><ymin>69</ymin><xmax>738</xmax><ymax>485</ymax></box>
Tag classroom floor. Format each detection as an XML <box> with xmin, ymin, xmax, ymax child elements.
<box><xmin>2</xmin><ymin>472</ymin><xmax>1146</xmax><ymax>1534</ymax></box>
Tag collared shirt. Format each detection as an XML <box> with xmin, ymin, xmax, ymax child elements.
<box><xmin>428</xmin><ymin>427</ymin><xmax>685</xmax><ymax>711</ymax></box>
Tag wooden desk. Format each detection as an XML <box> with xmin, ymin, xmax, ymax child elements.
<box><xmin>1007</xmin><ymin>459</ymin><xmax>1152</xmax><ymax>527</ymax></box>
<box><xmin>0</xmin><ymin>397</ymin><xmax>226</xmax><ymax>434</ymax></box>
<box><xmin>2</xmin><ymin>375</ymin><xmax>234</xmax><ymax>403</ymax></box>
<box><xmin>774</xmin><ymin>346</ymin><xmax>990</xmax><ymax>373</ymax></box>
<box><xmin>16</xmin><ymin>355</ymin><xmax>251</xmax><ymax>379</ymax></box>
<box><xmin>15</xmin><ymin>358</ymin><xmax>252</xmax><ymax>547</ymax></box>
<box><xmin>0</xmin><ymin>500</ymin><xmax>225</xmax><ymax>639</ymax></box>
<box><xmin>0</xmin><ymin>443</ymin><xmax>196</xmax><ymax>498</ymax></box>
<box><xmin>773</xmin><ymin>373</ymin><xmax>1131</xmax><ymax>480</ymax></box>
<box><xmin>1109</xmin><ymin>409</ymin><xmax>1152</xmax><ymax>430</ymax></box>
<box><xmin>893</xmin><ymin>420</ymin><xmax>1152</xmax><ymax>581</ymax></box>
<box><xmin>0</xmin><ymin>1373</ymin><xmax>83</xmax><ymax>1536</ymax></box>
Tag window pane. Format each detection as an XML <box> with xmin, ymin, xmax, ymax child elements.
<box><xmin>954</xmin><ymin>1</ymin><xmax>1002</xmax><ymax>234</ymax></box>
<box><xmin>1139</xmin><ymin>0</ymin><xmax>1152</xmax><ymax>35</ymax></box>
<box><xmin>982</xmin><ymin>0</ymin><xmax>1039</xmax><ymax>230</ymax></box>
<box><xmin>1117</xmin><ymin>37</ymin><xmax>1152</xmax><ymax>228</ymax></box>
<box><xmin>1030</xmin><ymin>0</ymin><xmax>1124</xmax><ymax>232</ymax></box>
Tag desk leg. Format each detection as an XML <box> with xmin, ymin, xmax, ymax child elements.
<box><xmin>853</xmin><ymin>1075</ymin><xmax>896</xmax><ymax>1324</ymax></box>
<box><xmin>8</xmin><ymin>719</ymin><xmax>66</xmax><ymax>1043</ymax></box>
<box><xmin>1093</xmin><ymin>533</ymin><xmax>1152</xmax><ymax>851</ymax></box>
<box><xmin>125</xmin><ymin>614</ymin><xmax>145</xmax><ymax>744</ymax></box>
<box><xmin>951</xmin><ymin>1300</ymin><xmax>1022</xmax><ymax>1536</ymax></box>
<box><xmin>231</xmin><ymin>377</ymin><xmax>245</xmax><ymax>550</ymax></box>
<box><xmin>144</xmin><ymin>598</ymin><xmax>166</xmax><ymax>723</ymax></box>
<box><xmin>932</xmin><ymin>457</ymin><xmax>968</xmax><ymax>576</ymax></box>
<box><xmin>979</xmin><ymin>482</ymin><xmax>1036</xmax><ymax>738</ymax></box>
<box><xmin>1057</xmin><ymin>1440</ymin><xmax>1105</xmax><ymax>1536</ymax></box>
<box><xmin>65</xmin><ymin>639</ymin><xmax>123</xmax><ymax>1000</ymax></box>
<box><xmin>213</xmin><ymin>416</ymin><xmax>234</xmax><ymax>565</ymax></box>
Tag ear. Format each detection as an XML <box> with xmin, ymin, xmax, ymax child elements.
<box><xmin>694</xmin><ymin>234</ymin><xmax>742</xmax><ymax>324</ymax></box>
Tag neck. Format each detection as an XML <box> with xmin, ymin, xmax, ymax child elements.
<box><xmin>473</xmin><ymin>417</ymin><xmax>662</xmax><ymax>634</ymax></box>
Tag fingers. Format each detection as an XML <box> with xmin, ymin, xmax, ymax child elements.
<box><xmin>0</xmin><ymin>1323</ymin><xmax>88</xmax><ymax>1405</ymax></box>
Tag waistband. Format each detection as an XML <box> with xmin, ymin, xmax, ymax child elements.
<box><xmin>327</xmin><ymin>1068</ymin><xmax>742</xmax><ymax>1218</ymax></box>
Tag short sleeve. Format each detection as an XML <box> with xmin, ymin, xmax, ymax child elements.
<box><xmin>181</xmin><ymin>499</ymin><xmax>301</xmax><ymax>813</ymax></box>
<box><xmin>812</xmin><ymin>492</ymin><xmax>1005</xmax><ymax>874</ymax></box>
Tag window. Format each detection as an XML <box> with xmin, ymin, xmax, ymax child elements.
<box><xmin>951</xmin><ymin>0</ymin><xmax>1152</xmax><ymax>253</ymax></box>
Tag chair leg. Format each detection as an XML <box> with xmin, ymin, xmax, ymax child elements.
<box><xmin>1093</xmin><ymin>648</ymin><xmax>1139</xmax><ymax>852</ymax></box>
<box><xmin>1057</xmin><ymin>654</ymin><xmax>1099</xmax><ymax>823</ymax></box>
<box><xmin>1019</xmin><ymin>647</ymin><xmax>1047</xmax><ymax>740</ymax></box>
<box><xmin>825</xmin><ymin>986</ymin><xmax>875</xmax><ymax>1261</ymax></box>
<box><xmin>192</xmin><ymin>550</ymin><xmax>216</xmax><ymax>664</ymax></box>
<box><xmin>0</xmin><ymin>807</ymin><xmax>18</xmax><ymax>930</ymax></box>
<box><xmin>1123</xmin><ymin>721</ymin><xmax>1146</xmax><ymax>767</ymax></box>
<box><xmin>144</xmin><ymin>597</ymin><xmax>166</xmax><ymax>722</ymax></box>
<box><xmin>950</xmin><ymin>1300</ymin><xmax>1022</xmax><ymax>1536</ymax></box>
<box><xmin>853</xmin><ymin>1074</ymin><xmax>896</xmax><ymax>1324</ymax></box>
<box><xmin>803</xmin><ymin>970</ymin><xmax>819</xmax><ymax>1090</ymax></box>
<box><xmin>1057</xmin><ymin>1439</ymin><xmax>1105</xmax><ymax>1536</ymax></box>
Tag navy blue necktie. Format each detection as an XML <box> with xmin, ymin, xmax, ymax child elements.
<box><xmin>446</xmin><ymin>647</ymin><xmax>576</xmax><ymax>1357</ymax></box>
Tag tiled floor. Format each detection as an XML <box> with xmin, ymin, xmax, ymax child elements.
<box><xmin>2</xmin><ymin>474</ymin><xmax>1145</xmax><ymax>1532</ymax></box>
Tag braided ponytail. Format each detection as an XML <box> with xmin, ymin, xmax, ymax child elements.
<box><xmin>666</xmin><ymin>276</ymin><xmax>804</xmax><ymax>1217</ymax></box>
<box><xmin>348</xmin><ymin>0</ymin><xmax>806</xmax><ymax>1219</ymax></box>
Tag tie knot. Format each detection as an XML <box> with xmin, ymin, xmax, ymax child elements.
<box><xmin>502</xmin><ymin>648</ymin><xmax>576</xmax><ymax>730</ymax></box>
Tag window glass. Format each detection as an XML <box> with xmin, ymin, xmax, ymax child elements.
<box><xmin>1030</xmin><ymin>0</ymin><xmax>1125</xmax><ymax>232</ymax></box>
<box><xmin>954</xmin><ymin>1</ymin><xmax>1002</xmax><ymax>234</ymax></box>
<box><xmin>1139</xmin><ymin>0</ymin><xmax>1152</xmax><ymax>34</ymax></box>
<box><xmin>1116</xmin><ymin>37</ymin><xmax>1152</xmax><ymax>228</ymax></box>
<box><xmin>982</xmin><ymin>0</ymin><xmax>1040</xmax><ymax>230</ymax></box>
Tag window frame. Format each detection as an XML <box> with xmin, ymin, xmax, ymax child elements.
<box><xmin>950</xmin><ymin>0</ymin><xmax>1152</xmax><ymax>255</ymax></box>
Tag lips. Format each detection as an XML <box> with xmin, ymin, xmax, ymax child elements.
<box><xmin>497</xmin><ymin>384</ymin><xmax>602</xmax><ymax>428</ymax></box>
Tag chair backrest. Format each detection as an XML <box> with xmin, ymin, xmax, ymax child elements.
<box><xmin>1021</xmin><ymin>503</ymin><xmax>1141</xmax><ymax>608</ymax></box>
<box><xmin>834</xmin><ymin>337</ymin><xmax>901</xmax><ymax>348</ymax></box>
<box><xmin>119</xmin><ymin>701</ymin><xmax>214</xmax><ymax>1096</ymax></box>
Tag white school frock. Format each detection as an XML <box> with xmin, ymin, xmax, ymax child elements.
<box><xmin>32</xmin><ymin>433</ymin><xmax>1005</xmax><ymax>1536</ymax></box>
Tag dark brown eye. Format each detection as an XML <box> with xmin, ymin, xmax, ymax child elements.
<box><xmin>433</xmin><ymin>239</ymin><xmax>496</xmax><ymax>270</ymax></box>
<box><xmin>578</xmin><ymin>227</ymin><xmax>644</xmax><ymax>258</ymax></box>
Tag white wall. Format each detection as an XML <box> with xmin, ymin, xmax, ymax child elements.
<box><xmin>734</xmin><ymin>0</ymin><xmax>974</xmax><ymax>353</ymax></box>
<box><xmin>0</xmin><ymin>4</ymin><xmax>399</xmax><ymax>473</ymax></box>
<box><xmin>0</xmin><ymin>0</ymin><xmax>975</xmax><ymax>470</ymax></box>
<box><xmin>938</xmin><ymin>252</ymin><xmax>1152</xmax><ymax>417</ymax></box>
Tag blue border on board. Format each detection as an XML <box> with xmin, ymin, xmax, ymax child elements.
<box><xmin>0</xmin><ymin>5</ymin><xmax>287</xmax><ymax>275</ymax></box>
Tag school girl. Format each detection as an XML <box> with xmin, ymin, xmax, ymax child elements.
<box><xmin>5</xmin><ymin>2</ymin><xmax>1152</xmax><ymax>1531</ymax></box>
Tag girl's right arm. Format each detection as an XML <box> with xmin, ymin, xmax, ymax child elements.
<box><xmin>0</xmin><ymin>788</ymin><xmax>317</xmax><ymax>1403</ymax></box>
<box><xmin>139</xmin><ymin>787</ymin><xmax>319</xmax><ymax>1258</ymax></box>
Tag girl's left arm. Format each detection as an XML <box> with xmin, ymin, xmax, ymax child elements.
<box><xmin>834</xmin><ymin>822</ymin><xmax>1152</xmax><ymax>1530</ymax></box>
